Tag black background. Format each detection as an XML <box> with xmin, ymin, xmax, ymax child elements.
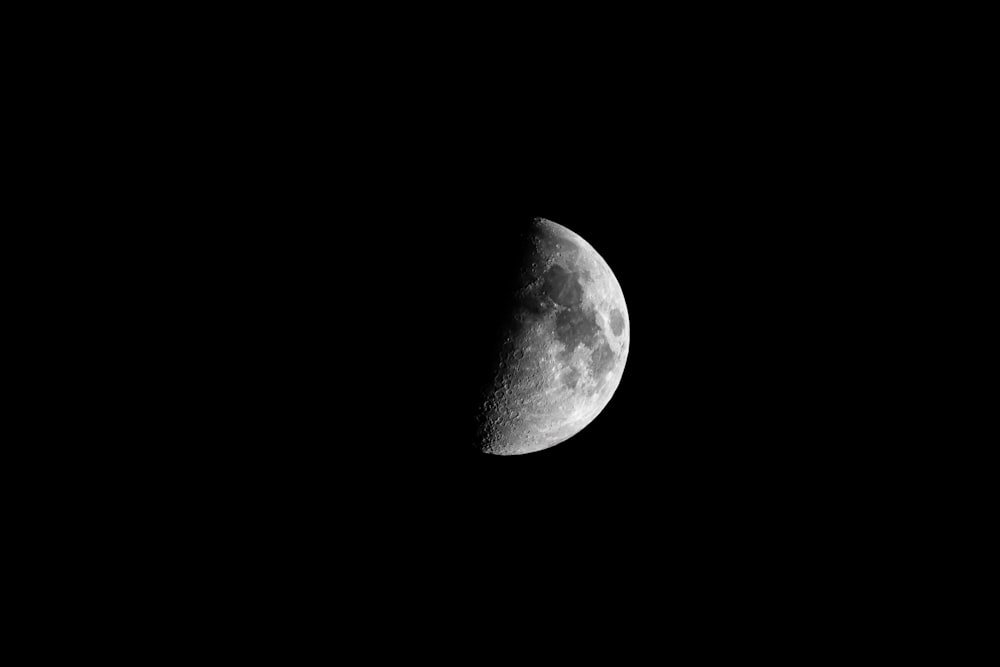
<box><xmin>37</xmin><ymin>7</ymin><xmax>959</xmax><ymax>651</ymax></box>
<box><xmin>198</xmin><ymin>114</ymin><xmax>905</xmax><ymax>635</ymax></box>
<box><xmin>211</xmin><ymin>68</ymin><xmax>888</xmax><ymax>505</ymax></box>
<box><xmin>230</xmin><ymin>103</ymin><xmax>886</xmax><ymax>544</ymax></box>
<box><xmin>149</xmin><ymin>22</ymin><xmax>929</xmax><ymax>634</ymax></box>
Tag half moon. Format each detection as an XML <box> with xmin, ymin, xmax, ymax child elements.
<box><xmin>477</xmin><ymin>218</ymin><xmax>630</xmax><ymax>455</ymax></box>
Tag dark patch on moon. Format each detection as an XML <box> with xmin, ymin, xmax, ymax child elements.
<box><xmin>590</xmin><ymin>338</ymin><xmax>616</xmax><ymax>379</ymax></box>
<box><xmin>609</xmin><ymin>308</ymin><xmax>625</xmax><ymax>336</ymax></box>
<box><xmin>542</xmin><ymin>264</ymin><xmax>583</xmax><ymax>307</ymax></box>
<box><xmin>539</xmin><ymin>261</ymin><xmax>616</xmax><ymax>374</ymax></box>
<box><xmin>554</xmin><ymin>306</ymin><xmax>600</xmax><ymax>360</ymax></box>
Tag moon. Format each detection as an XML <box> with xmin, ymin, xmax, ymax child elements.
<box><xmin>476</xmin><ymin>218</ymin><xmax>630</xmax><ymax>455</ymax></box>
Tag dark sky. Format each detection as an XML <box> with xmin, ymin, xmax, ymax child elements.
<box><xmin>316</xmin><ymin>127</ymin><xmax>873</xmax><ymax>529</ymax></box>
<box><xmin>202</xmin><ymin>69</ymin><xmax>898</xmax><ymax>588</ymax></box>
<box><xmin>141</xmin><ymin>18</ymin><xmax>926</xmax><ymax>639</ymax></box>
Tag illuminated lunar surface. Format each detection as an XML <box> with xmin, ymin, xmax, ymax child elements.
<box><xmin>476</xmin><ymin>218</ymin><xmax>629</xmax><ymax>455</ymax></box>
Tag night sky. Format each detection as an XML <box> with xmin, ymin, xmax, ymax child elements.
<box><xmin>191</xmin><ymin>65</ymin><xmax>893</xmax><ymax>615</ymax></box>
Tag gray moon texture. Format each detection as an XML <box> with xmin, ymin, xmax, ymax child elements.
<box><xmin>476</xmin><ymin>218</ymin><xmax>630</xmax><ymax>455</ymax></box>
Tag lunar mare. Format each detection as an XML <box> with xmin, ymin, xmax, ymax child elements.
<box><xmin>476</xmin><ymin>218</ymin><xmax>630</xmax><ymax>455</ymax></box>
